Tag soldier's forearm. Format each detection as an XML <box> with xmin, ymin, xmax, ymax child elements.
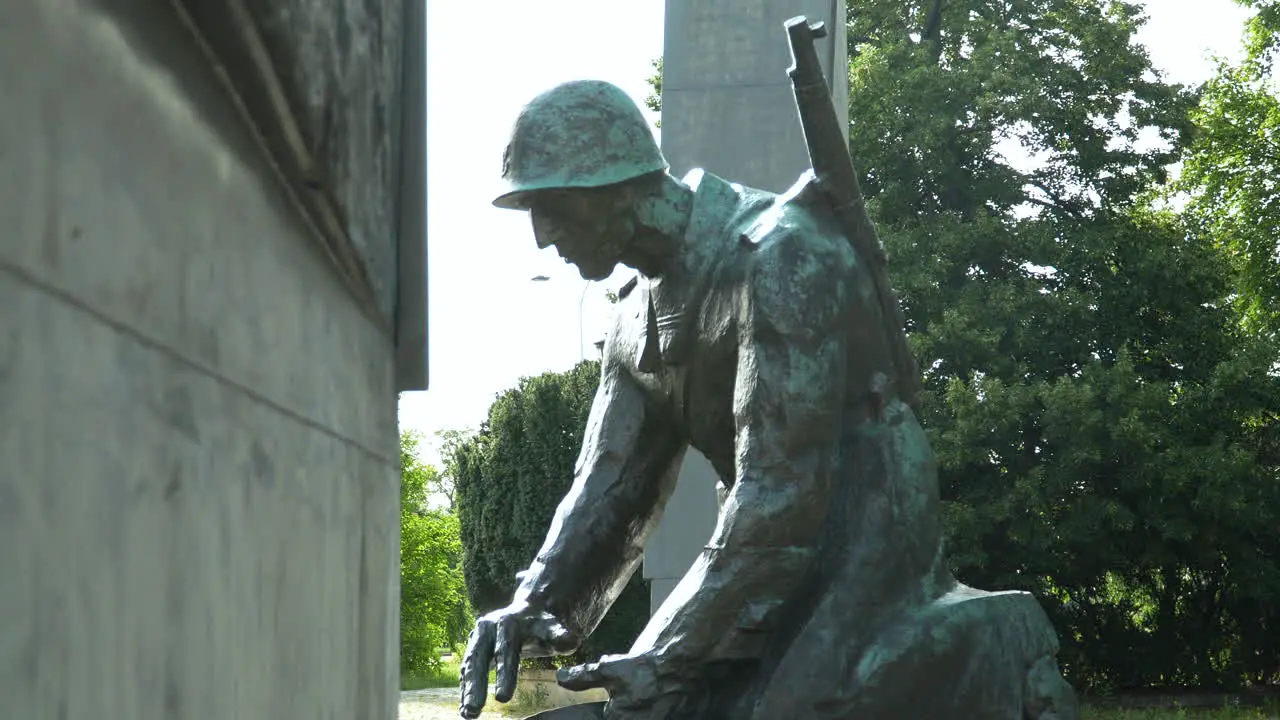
<box><xmin>506</xmin><ymin>366</ymin><xmax>685</xmax><ymax>646</ymax></box>
<box><xmin>632</xmin><ymin>544</ymin><xmax>818</xmax><ymax>670</ymax></box>
<box><xmin>510</xmin><ymin>453</ymin><xmax>684</xmax><ymax>645</ymax></box>
<box><xmin>512</xmin><ymin>549</ymin><xmax>645</xmax><ymax>653</ymax></box>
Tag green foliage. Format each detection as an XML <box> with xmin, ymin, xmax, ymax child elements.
<box><xmin>400</xmin><ymin>655</ymin><xmax>463</xmax><ymax>691</ymax></box>
<box><xmin>644</xmin><ymin>57</ymin><xmax>662</xmax><ymax>128</ymax></box>
<box><xmin>846</xmin><ymin>0</ymin><xmax>1194</xmax><ymax>223</ymax></box>
<box><xmin>1180</xmin><ymin>1</ymin><xmax>1280</xmax><ymax>335</ymax></box>
<box><xmin>844</xmin><ymin>0</ymin><xmax>1280</xmax><ymax>691</ymax></box>
<box><xmin>505</xmin><ymin>682</ymin><xmax>555</xmax><ymax>717</ymax></box>
<box><xmin>450</xmin><ymin>361</ymin><xmax>651</xmax><ymax>665</ymax></box>
<box><xmin>400</xmin><ymin>431</ymin><xmax>471</xmax><ymax>677</ymax></box>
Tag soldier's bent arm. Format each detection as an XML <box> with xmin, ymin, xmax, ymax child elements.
<box><xmin>631</xmin><ymin>235</ymin><xmax>855</xmax><ymax>676</ymax></box>
<box><xmin>509</xmin><ymin>359</ymin><xmax>687</xmax><ymax>656</ymax></box>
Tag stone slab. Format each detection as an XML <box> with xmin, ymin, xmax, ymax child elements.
<box><xmin>0</xmin><ymin>273</ymin><xmax>397</xmax><ymax>719</ymax></box>
<box><xmin>521</xmin><ymin>701</ymin><xmax>606</xmax><ymax>720</ymax></box>
<box><xmin>0</xmin><ymin>0</ymin><xmax>398</xmax><ymax>457</ymax></box>
<box><xmin>0</xmin><ymin>2</ymin><xmax>400</xmax><ymax>718</ymax></box>
<box><xmin>168</xmin><ymin>0</ymin><xmax>407</xmax><ymax>319</ymax></box>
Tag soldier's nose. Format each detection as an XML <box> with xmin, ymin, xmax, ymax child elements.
<box><xmin>530</xmin><ymin>210</ymin><xmax>558</xmax><ymax>249</ymax></box>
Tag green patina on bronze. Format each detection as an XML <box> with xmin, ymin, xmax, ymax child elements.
<box><xmin>461</xmin><ymin>17</ymin><xmax>1080</xmax><ymax>720</ymax></box>
<box><xmin>493</xmin><ymin>80</ymin><xmax>669</xmax><ymax>211</ymax></box>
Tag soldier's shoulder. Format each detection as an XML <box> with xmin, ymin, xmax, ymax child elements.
<box><xmin>735</xmin><ymin>173</ymin><xmax>855</xmax><ymax>276</ymax></box>
<box><xmin>731</xmin><ymin>174</ymin><xmax>860</xmax><ymax>338</ymax></box>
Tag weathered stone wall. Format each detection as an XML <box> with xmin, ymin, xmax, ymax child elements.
<box><xmin>0</xmin><ymin>1</ymin><xmax>400</xmax><ymax>717</ymax></box>
<box><xmin>240</xmin><ymin>0</ymin><xmax>405</xmax><ymax>318</ymax></box>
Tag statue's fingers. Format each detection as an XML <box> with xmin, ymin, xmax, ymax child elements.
<box><xmin>494</xmin><ymin>617</ymin><xmax>522</xmax><ymax>703</ymax></box>
<box><xmin>530</xmin><ymin>614</ymin><xmax>576</xmax><ymax>655</ymax></box>
<box><xmin>459</xmin><ymin>621</ymin><xmax>496</xmax><ymax>718</ymax></box>
<box><xmin>557</xmin><ymin>661</ymin><xmax>606</xmax><ymax>692</ymax></box>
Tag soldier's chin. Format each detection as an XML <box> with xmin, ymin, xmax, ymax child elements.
<box><xmin>573</xmin><ymin>261</ymin><xmax>613</xmax><ymax>281</ymax></box>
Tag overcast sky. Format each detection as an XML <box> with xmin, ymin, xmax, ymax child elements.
<box><xmin>401</xmin><ymin>0</ymin><xmax>1256</xmax><ymax>466</ymax></box>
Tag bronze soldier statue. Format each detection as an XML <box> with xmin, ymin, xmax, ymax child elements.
<box><xmin>458</xmin><ymin>69</ymin><xmax>1079</xmax><ymax>720</ymax></box>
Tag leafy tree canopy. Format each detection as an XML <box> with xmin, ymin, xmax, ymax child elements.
<box><xmin>400</xmin><ymin>431</ymin><xmax>470</xmax><ymax>676</ymax></box>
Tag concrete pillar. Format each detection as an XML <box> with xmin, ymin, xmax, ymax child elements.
<box><xmin>0</xmin><ymin>3</ymin><xmax>402</xmax><ymax>718</ymax></box>
<box><xmin>643</xmin><ymin>0</ymin><xmax>848</xmax><ymax>614</ymax></box>
<box><xmin>659</xmin><ymin>0</ymin><xmax>849</xmax><ymax>190</ymax></box>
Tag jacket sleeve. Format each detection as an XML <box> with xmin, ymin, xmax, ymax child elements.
<box><xmin>510</xmin><ymin>358</ymin><xmax>688</xmax><ymax>656</ymax></box>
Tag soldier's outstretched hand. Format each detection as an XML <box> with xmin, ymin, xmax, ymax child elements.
<box><xmin>559</xmin><ymin>653</ymin><xmax>689</xmax><ymax>720</ymax></box>
<box><xmin>458</xmin><ymin>601</ymin><xmax>576</xmax><ymax>719</ymax></box>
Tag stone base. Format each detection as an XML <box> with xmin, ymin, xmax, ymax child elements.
<box><xmin>519</xmin><ymin>668</ymin><xmax>610</xmax><ymax>708</ymax></box>
<box><xmin>843</xmin><ymin>584</ymin><xmax>1079</xmax><ymax>719</ymax></box>
<box><xmin>520</xmin><ymin>701</ymin><xmax>606</xmax><ymax>720</ymax></box>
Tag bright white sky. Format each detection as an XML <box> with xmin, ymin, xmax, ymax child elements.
<box><xmin>400</xmin><ymin>0</ymin><xmax>1255</xmax><ymax>466</ymax></box>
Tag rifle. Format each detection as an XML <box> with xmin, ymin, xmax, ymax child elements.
<box><xmin>784</xmin><ymin>15</ymin><xmax>922</xmax><ymax>411</ymax></box>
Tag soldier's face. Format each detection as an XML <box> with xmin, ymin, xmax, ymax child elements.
<box><xmin>528</xmin><ymin>189</ymin><xmax>633</xmax><ymax>281</ymax></box>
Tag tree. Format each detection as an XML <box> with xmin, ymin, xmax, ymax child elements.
<box><xmin>644</xmin><ymin>57</ymin><xmax>662</xmax><ymax>128</ymax></box>
<box><xmin>400</xmin><ymin>431</ymin><xmax>471</xmax><ymax>677</ymax></box>
<box><xmin>1174</xmin><ymin>0</ymin><xmax>1280</xmax><ymax>685</ymax></box>
<box><xmin>841</xmin><ymin>0</ymin><xmax>1280</xmax><ymax>690</ymax></box>
<box><xmin>1181</xmin><ymin>0</ymin><xmax>1280</xmax><ymax>337</ymax></box>
<box><xmin>450</xmin><ymin>361</ymin><xmax>651</xmax><ymax>665</ymax></box>
<box><xmin>433</xmin><ymin>428</ymin><xmax>473</xmax><ymax>508</ymax></box>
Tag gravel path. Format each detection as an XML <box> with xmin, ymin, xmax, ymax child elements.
<box><xmin>399</xmin><ymin>688</ymin><xmax>507</xmax><ymax>720</ymax></box>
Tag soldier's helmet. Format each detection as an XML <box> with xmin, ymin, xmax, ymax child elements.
<box><xmin>492</xmin><ymin>80</ymin><xmax>668</xmax><ymax>210</ymax></box>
